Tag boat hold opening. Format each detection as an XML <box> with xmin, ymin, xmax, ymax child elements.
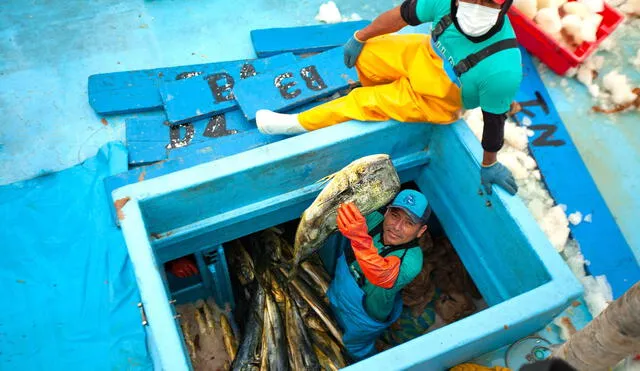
<box><xmin>111</xmin><ymin>120</ymin><xmax>581</xmax><ymax>370</ymax></box>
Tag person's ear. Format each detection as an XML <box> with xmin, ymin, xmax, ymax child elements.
<box><xmin>416</xmin><ymin>224</ymin><xmax>428</xmax><ymax>238</ymax></box>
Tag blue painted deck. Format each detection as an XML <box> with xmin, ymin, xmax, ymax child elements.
<box><xmin>0</xmin><ymin>0</ymin><xmax>638</xmax><ymax>370</ymax></box>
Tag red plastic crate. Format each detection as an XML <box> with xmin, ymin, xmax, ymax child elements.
<box><xmin>508</xmin><ymin>0</ymin><xmax>625</xmax><ymax>75</ymax></box>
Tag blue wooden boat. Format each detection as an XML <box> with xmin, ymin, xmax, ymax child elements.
<box><xmin>1</xmin><ymin>1</ymin><xmax>638</xmax><ymax>370</ymax></box>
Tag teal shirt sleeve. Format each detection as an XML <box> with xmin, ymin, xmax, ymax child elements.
<box><xmin>391</xmin><ymin>249</ymin><xmax>423</xmax><ymax>289</ymax></box>
<box><xmin>478</xmin><ymin>63</ymin><xmax>523</xmax><ymax>114</ymax></box>
<box><xmin>414</xmin><ymin>0</ymin><xmax>451</xmax><ymax>23</ymax></box>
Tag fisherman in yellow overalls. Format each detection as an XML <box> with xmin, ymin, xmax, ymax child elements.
<box><xmin>255</xmin><ymin>0</ymin><xmax>523</xmax><ymax>196</ymax></box>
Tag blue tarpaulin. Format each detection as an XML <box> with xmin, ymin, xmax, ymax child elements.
<box><xmin>0</xmin><ymin>142</ymin><xmax>151</xmax><ymax>370</ymax></box>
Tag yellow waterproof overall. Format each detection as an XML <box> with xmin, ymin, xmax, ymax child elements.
<box><xmin>298</xmin><ymin>34</ymin><xmax>463</xmax><ymax>130</ymax></box>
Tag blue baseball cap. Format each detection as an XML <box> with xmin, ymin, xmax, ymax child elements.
<box><xmin>388</xmin><ymin>189</ymin><xmax>431</xmax><ymax>223</ymax></box>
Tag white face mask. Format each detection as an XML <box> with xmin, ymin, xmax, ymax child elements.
<box><xmin>456</xmin><ymin>2</ymin><xmax>501</xmax><ymax>37</ymax></box>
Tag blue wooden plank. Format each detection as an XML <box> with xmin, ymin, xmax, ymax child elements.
<box><xmin>125</xmin><ymin>110</ymin><xmax>256</xmax><ymax>165</ymax></box>
<box><xmin>88</xmin><ymin>53</ymin><xmax>297</xmax><ymax>115</ymax></box>
<box><xmin>233</xmin><ymin>47</ymin><xmax>359</xmax><ymax>121</ymax></box>
<box><xmin>514</xmin><ymin>48</ymin><xmax>640</xmax><ymax>298</ymax></box>
<box><xmin>127</xmin><ymin>95</ymin><xmax>343</xmax><ymax>165</ymax></box>
<box><xmin>128</xmin><ymin>142</ymin><xmax>168</xmax><ymax>165</ymax></box>
<box><xmin>126</xmin><ymin>114</ymin><xmax>169</xmax><ymax>142</ymax></box>
<box><xmin>125</xmin><ymin>114</ymin><xmax>170</xmax><ymax>164</ymax></box>
<box><xmin>159</xmin><ymin>54</ymin><xmax>298</xmax><ymax>125</ymax></box>
<box><xmin>105</xmin><ymin>127</ymin><xmax>287</xmax><ymax>224</ymax></box>
<box><xmin>250</xmin><ymin>20</ymin><xmax>371</xmax><ymax>58</ymax></box>
<box><xmin>159</xmin><ymin>77</ymin><xmax>235</xmax><ymax>125</ymax></box>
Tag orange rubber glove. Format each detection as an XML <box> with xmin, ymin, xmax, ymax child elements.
<box><xmin>168</xmin><ymin>257</ymin><xmax>199</xmax><ymax>278</ymax></box>
<box><xmin>337</xmin><ymin>202</ymin><xmax>401</xmax><ymax>289</ymax></box>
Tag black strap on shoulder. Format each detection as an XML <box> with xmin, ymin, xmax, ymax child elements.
<box><xmin>453</xmin><ymin>38</ymin><xmax>518</xmax><ymax>77</ymax></box>
<box><xmin>431</xmin><ymin>14</ymin><xmax>453</xmax><ymax>42</ymax></box>
<box><xmin>379</xmin><ymin>244</ymin><xmax>413</xmax><ymax>259</ymax></box>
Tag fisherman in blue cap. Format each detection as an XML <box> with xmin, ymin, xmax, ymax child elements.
<box><xmin>320</xmin><ymin>189</ymin><xmax>431</xmax><ymax>360</ymax></box>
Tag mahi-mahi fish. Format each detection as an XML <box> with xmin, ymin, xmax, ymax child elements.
<box><xmin>221</xmin><ymin>313</ymin><xmax>238</xmax><ymax>362</ymax></box>
<box><xmin>232</xmin><ymin>286</ymin><xmax>266</xmax><ymax>371</ymax></box>
<box><xmin>291</xmin><ymin>154</ymin><xmax>400</xmax><ymax>273</ymax></box>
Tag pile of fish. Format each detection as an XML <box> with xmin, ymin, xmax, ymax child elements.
<box><xmin>227</xmin><ymin>229</ymin><xmax>348</xmax><ymax>371</ymax></box>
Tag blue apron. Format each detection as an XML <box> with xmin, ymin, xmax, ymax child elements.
<box><xmin>326</xmin><ymin>251</ymin><xmax>403</xmax><ymax>360</ymax></box>
<box><xmin>430</xmin><ymin>37</ymin><xmax>462</xmax><ymax>88</ymax></box>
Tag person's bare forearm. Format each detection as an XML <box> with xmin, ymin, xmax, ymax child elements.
<box><xmin>355</xmin><ymin>6</ymin><xmax>408</xmax><ymax>41</ymax></box>
<box><xmin>482</xmin><ymin>151</ymin><xmax>498</xmax><ymax>166</ymax></box>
